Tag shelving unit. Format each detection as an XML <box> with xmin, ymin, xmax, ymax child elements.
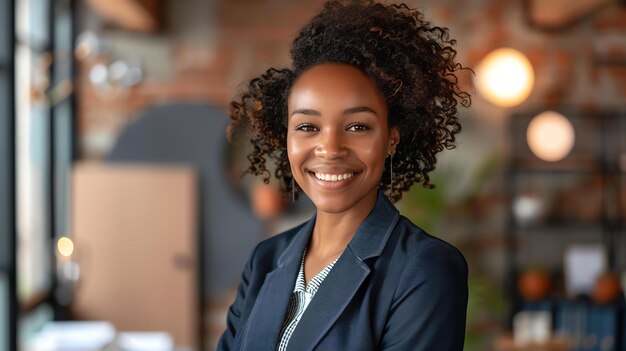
<box><xmin>505</xmin><ymin>108</ymin><xmax>626</xmax><ymax>320</ymax></box>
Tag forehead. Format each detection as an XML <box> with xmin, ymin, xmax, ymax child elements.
<box><xmin>288</xmin><ymin>63</ymin><xmax>387</xmax><ymax>111</ymax></box>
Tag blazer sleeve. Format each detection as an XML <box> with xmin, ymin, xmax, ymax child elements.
<box><xmin>216</xmin><ymin>244</ymin><xmax>258</xmax><ymax>351</ymax></box>
<box><xmin>379</xmin><ymin>241</ymin><xmax>469</xmax><ymax>351</ymax></box>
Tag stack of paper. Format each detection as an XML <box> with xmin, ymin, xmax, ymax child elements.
<box><xmin>26</xmin><ymin>321</ymin><xmax>116</xmax><ymax>351</ymax></box>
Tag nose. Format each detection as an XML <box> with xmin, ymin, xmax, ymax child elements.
<box><xmin>314</xmin><ymin>129</ymin><xmax>348</xmax><ymax>159</ymax></box>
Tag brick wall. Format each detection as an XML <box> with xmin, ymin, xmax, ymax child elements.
<box><xmin>76</xmin><ymin>0</ymin><xmax>626</xmax><ymax>349</ymax></box>
<box><xmin>78</xmin><ymin>0</ymin><xmax>626</xmax><ymax>156</ymax></box>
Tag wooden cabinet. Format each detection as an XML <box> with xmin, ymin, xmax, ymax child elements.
<box><xmin>71</xmin><ymin>163</ymin><xmax>200</xmax><ymax>349</ymax></box>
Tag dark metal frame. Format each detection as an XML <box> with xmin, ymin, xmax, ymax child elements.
<box><xmin>0</xmin><ymin>0</ymin><xmax>17</xmax><ymax>349</ymax></box>
<box><xmin>48</xmin><ymin>0</ymin><xmax>78</xmax><ymax>321</ymax></box>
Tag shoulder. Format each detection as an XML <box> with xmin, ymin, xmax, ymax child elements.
<box><xmin>247</xmin><ymin>220</ymin><xmax>308</xmax><ymax>270</ymax></box>
<box><xmin>391</xmin><ymin>215</ymin><xmax>468</xmax><ymax>283</ymax></box>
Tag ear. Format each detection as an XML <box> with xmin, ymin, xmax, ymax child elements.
<box><xmin>388</xmin><ymin>127</ymin><xmax>400</xmax><ymax>155</ymax></box>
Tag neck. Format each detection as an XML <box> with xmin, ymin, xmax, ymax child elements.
<box><xmin>309</xmin><ymin>191</ymin><xmax>378</xmax><ymax>256</ymax></box>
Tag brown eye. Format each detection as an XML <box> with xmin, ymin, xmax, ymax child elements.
<box><xmin>296</xmin><ymin>124</ymin><xmax>318</xmax><ymax>132</ymax></box>
<box><xmin>347</xmin><ymin>123</ymin><xmax>369</xmax><ymax>132</ymax></box>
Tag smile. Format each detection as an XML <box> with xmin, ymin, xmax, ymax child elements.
<box><xmin>307</xmin><ymin>170</ymin><xmax>359</xmax><ymax>190</ymax></box>
<box><xmin>314</xmin><ymin>172</ymin><xmax>355</xmax><ymax>182</ymax></box>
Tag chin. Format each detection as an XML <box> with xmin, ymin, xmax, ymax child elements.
<box><xmin>310</xmin><ymin>197</ymin><xmax>355</xmax><ymax>214</ymax></box>
<box><xmin>306</xmin><ymin>187</ymin><xmax>379</xmax><ymax>215</ymax></box>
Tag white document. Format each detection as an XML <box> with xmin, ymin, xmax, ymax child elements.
<box><xmin>564</xmin><ymin>244</ymin><xmax>607</xmax><ymax>298</ymax></box>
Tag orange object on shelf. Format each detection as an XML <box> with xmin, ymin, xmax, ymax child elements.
<box><xmin>518</xmin><ymin>268</ymin><xmax>551</xmax><ymax>301</ymax></box>
<box><xmin>592</xmin><ymin>272</ymin><xmax>622</xmax><ymax>305</ymax></box>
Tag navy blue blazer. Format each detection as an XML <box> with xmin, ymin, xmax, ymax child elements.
<box><xmin>217</xmin><ymin>192</ymin><xmax>468</xmax><ymax>351</ymax></box>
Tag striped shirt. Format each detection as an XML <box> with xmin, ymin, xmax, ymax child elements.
<box><xmin>276</xmin><ymin>247</ymin><xmax>340</xmax><ymax>351</ymax></box>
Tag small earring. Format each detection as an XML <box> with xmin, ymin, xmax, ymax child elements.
<box><xmin>292</xmin><ymin>177</ymin><xmax>295</xmax><ymax>203</ymax></box>
<box><xmin>389</xmin><ymin>153</ymin><xmax>394</xmax><ymax>196</ymax></box>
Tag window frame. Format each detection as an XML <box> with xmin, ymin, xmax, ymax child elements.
<box><xmin>0</xmin><ymin>0</ymin><xmax>17</xmax><ymax>349</ymax></box>
<box><xmin>14</xmin><ymin>0</ymin><xmax>78</xmax><ymax>315</ymax></box>
<box><xmin>1</xmin><ymin>0</ymin><xmax>77</xmax><ymax>348</ymax></box>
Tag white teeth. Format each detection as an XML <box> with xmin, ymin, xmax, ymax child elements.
<box><xmin>314</xmin><ymin>172</ymin><xmax>355</xmax><ymax>182</ymax></box>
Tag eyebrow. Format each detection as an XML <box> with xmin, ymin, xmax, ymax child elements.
<box><xmin>290</xmin><ymin>106</ymin><xmax>378</xmax><ymax>117</ymax></box>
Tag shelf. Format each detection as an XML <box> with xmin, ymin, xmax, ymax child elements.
<box><xmin>510</xmin><ymin>222</ymin><xmax>606</xmax><ymax>233</ymax></box>
<box><xmin>509</xmin><ymin>157</ymin><xmax>601</xmax><ymax>174</ymax></box>
<box><xmin>509</xmin><ymin>167</ymin><xmax>626</xmax><ymax>176</ymax></box>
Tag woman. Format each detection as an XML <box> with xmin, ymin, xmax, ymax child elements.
<box><xmin>218</xmin><ymin>1</ymin><xmax>471</xmax><ymax>350</ymax></box>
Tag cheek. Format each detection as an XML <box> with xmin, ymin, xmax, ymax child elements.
<box><xmin>287</xmin><ymin>134</ymin><xmax>306</xmax><ymax>172</ymax></box>
<box><xmin>362</xmin><ymin>133</ymin><xmax>389</xmax><ymax>172</ymax></box>
<box><xmin>364</xmin><ymin>149</ymin><xmax>387</xmax><ymax>177</ymax></box>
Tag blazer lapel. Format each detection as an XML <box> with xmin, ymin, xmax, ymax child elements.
<box><xmin>285</xmin><ymin>249</ymin><xmax>370</xmax><ymax>351</ymax></box>
<box><xmin>286</xmin><ymin>192</ymin><xmax>400</xmax><ymax>351</ymax></box>
<box><xmin>237</xmin><ymin>218</ymin><xmax>314</xmax><ymax>351</ymax></box>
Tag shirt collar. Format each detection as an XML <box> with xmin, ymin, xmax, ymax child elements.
<box><xmin>294</xmin><ymin>247</ymin><xmax>340</xmax><ymax>295</ymax></box>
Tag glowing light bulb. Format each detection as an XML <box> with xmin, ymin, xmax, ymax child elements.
<box><xmin>527</xmin><ymin>111</ymin><xmax>575</xmax><ymax>162</ymax></box>
<box><xmin>57</xmin><ymin>236</ymin><xmax>74</xmax><ymax>257</ymax></box>
<box><xmin>475</xmin><ymin>48</ymin><xmax>534</xmax><ymax>107</ymax></box>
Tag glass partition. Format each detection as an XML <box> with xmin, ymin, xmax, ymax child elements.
<box><xmin>15</xmin><ymin>0</ymin><xmax>75</xmax><ymax>313</ymax></box>
<box><xmin>15</xmin><ymin>0</ymin><xmax>53</xmax><ymax>307</ymax></box>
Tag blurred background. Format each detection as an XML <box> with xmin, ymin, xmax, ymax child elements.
<box><xmin>1</xmin><ymin>0</ymin><xmax>626</xmax><ymax>350</ymax></box>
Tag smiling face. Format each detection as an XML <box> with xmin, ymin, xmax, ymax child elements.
<box><xmin>287</xmin><ymin>63</ymin><xmax>399</xmax><ymax>215</ymax></box>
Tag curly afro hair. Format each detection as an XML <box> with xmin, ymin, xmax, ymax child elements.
<box><xmin>228</xmin><ymin>0</ymin><xmax>471</xmax><ymax>203</ymax></box>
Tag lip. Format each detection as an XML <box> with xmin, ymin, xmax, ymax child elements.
<box><xmin>307</xmin><ymin>165</ymin><xmax>360</xmax><ymax>174</ymax></box>
<box><xmin>307</xmin><ymin>170</ymin><xmax>359</xmax><ymax>190</ymax></box>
